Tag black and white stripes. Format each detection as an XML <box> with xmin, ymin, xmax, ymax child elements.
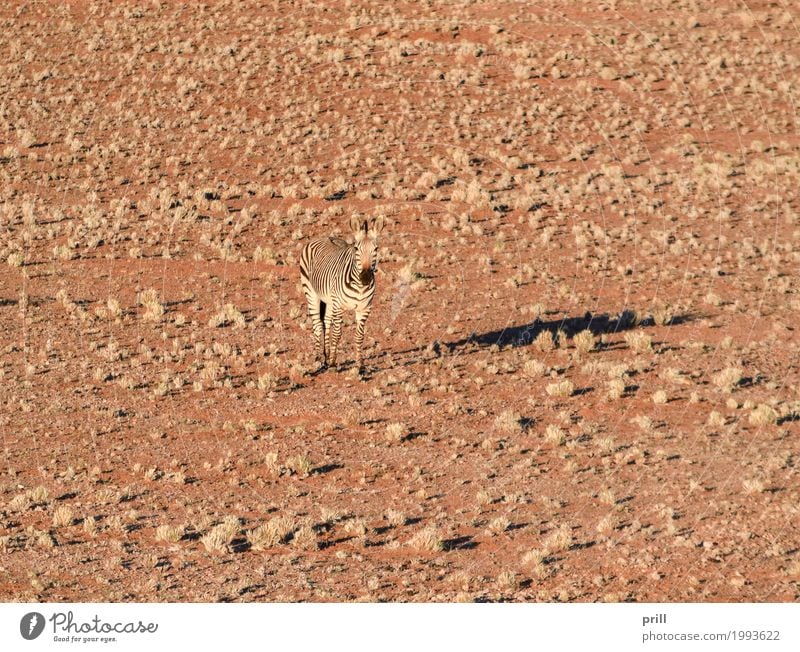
<box><xmin>299</xmin><ymin>216</ymin><xmax>385</xmax><ymax>374</ymax></box>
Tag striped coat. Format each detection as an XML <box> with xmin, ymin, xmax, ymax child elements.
<box><xmin>299</xmin><ymin>216</ymin><xmax>384</xmax><ymax>373</ymax></box>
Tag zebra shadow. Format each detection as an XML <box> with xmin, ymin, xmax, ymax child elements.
<box><xmin>446</xmin><ymin>309</ymin><xmax>695</xmax><ymax>352</ymax></box>
<box><xmin>372</xmin><ymin>309</ymin><xmax>695</xmax><ymax>371</ymax></box>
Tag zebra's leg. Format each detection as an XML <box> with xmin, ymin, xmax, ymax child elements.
<box><xmin>327</xmin><ymin>303</ymin><xmax>344</xmax><ymax>368</ymax></box>
<box><xmin>317</xmin><ymin>299</ymin><xmax>327</xmax><ymax>366</ymax></box>
<box><xmin>304</xmin><ymin>287</ymin><xmax>327</xmax><ymax>373</ymax></box>
<box><xmin>323</xmin><ymin>304</ymin><xmax>335</xmax><ymax>367</ymax></box>
<box><xmin>354</xmin><ymin>308</ymin><xmax>370</xmax><ymax>374</ymax></box>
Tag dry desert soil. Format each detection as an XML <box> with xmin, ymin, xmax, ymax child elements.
<box><xmin>1</xmin><ymin>0</ymin><xmax>799</xmax><ymax>601</ymax></box>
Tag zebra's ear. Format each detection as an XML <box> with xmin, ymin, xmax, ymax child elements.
<box><xmin>372</xmin><ymin>216</ymin><xmax>385</xmax><ymax>233</ymax></box>
<box><xmin>349</xmin><ymin>215</ymin><xmax>362</xmax><ymax>234</ymax></box>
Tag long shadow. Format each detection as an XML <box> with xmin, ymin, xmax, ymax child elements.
<box><xmin>311</xmin><ymin>463</ymin><xmax>343</xmax><ymax>476</ymax></box>
<box><xmin>442</xmin><ymin>535</ymin><xmax>478</xmax><ymax>551</ymax></box>
<box><xmin>367</xmin><ymin>310</ymin><xmax>696</xmax><ymax>372</ymax></box>
<box><xmin>445</xmin><ymin>310</ymin><xmax>694</xmax><ymax>352</ymax></box>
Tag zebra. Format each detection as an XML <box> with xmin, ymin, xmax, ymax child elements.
<box><xmin>299</xmin><ymin>215</ymin><xmax>385</xmax><ymax>375</ymax></box>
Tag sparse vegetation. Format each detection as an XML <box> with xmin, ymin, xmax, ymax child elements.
<box><xmin>409</xmin><ymin>526</ymin><xmax>444</xmax><ymax>552</ymax></box>
<box><xmin>624</xmin><ymin>331</ymin><xmax>652</xmax><ymax>354</ymax></box>
<box><xmin>494</xmin><ymin>409</ymin><xmax>521</xmax><ymax>435</ymax></box>
<box><xmin>248</xmin><ymin>516</ymin><xmax>294</xmax><ymax>550</ymax></box>
<box><xmin>546</xmin><ymin>380</ymin><xmax>574</xmax><ymax>398</ymax></box>
<box><xmin>749</xmin><ymin>404</ymin><xmax>778</xmax><ymax>427</ymax></box>
<box><xmin>544</xmin><ymin>424</ymin><xmax>567</xmax><ymax>446</ymax></box>
<box><xmin>138</xmin><ymin>289</ymin><xmax>165</xmax><ymax>323</ymax></box>
<box><xmin>286</xmin><ymin>454</ymin><xmax>313</xmax><ymax>476</ymax></box>
<box><xmin>652</xmin><ymin>390</ymin><xmax>668</xmax><ymax>404</ymax></box>
<box><xmin>385</xmin><ymin>422</ymin><xmax>406</xmax><ymax>443</ymax></box>
<box><xmin>607</xmin><ymin>378</ymin><xmax>626</xmax><ymax>400</ymax></box>
<box><xmin>0</xmin><ymin>0</ymin><xmax>795</xmax><ymax>604</ymax></box>
<box><xmin>573</xmin><ymin>330</ymin><xmax>595</xmax><ymax>354</ymax></box>
<box><xmin>52</xmin><ymin>505</ymin><xmax>74</xmax><ymax>528</ymax></box>
<box><xmin>201</xmin><ymin>517</ymin><xmax>240</xmax><ymax>555</ymax></box>
<box><xmin>714</xmin><ymin>367</ymin><xmax>743</xmax><ymax>393</ymax></box>
<box><xmin>155</xmin><ymin>524</ymin><xmax>184</xmax><ymax>543</ymax></box>
<box><xmin>208</xmin><ymin>303</ymin><xmax>246</xmax><ymax>329</ymax></box>
<box><xmin>534</xmin><ymin>330</ymin><xmax>555</xmax><ymax>353</ymax></box>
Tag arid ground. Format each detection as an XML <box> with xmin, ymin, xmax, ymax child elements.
<box><xmin>1</xmin><ymin>0</ymin><xmax>798</xmax><ymax>602</ymax></box>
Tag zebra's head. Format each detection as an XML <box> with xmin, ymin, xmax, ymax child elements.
<box><xmin>350</xmin><ymin>215</ymin><xmax>385</xmax><ymax>275</ymax></box>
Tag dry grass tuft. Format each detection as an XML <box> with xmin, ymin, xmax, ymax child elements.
<box><xmin>494</xmin><ymin>409</ymin><xmax>521</xmax><ymax>434</ymax></box>
<box><xmin>606</xmin><ymin>378</ymin><xmax>626</xmax><ymax>400</ymax></box>
<box><xmin>523</xmin><ymin>358</ymin><xmax>548</xmax><ymax>377</ymax></box>
<box><xmin>7</xmin><ymin>251</ymin><xmax>24</xmax><ymax>267</ymax></box>
<box><xmin>264</xmin><ymin>452</ymin><xmax>280</xmax><ymax>475</ymax></box>
<box><xmin>496</xmin><ymin>570</ymin><xmax>518</xmax><ymax>590</ymax></box>
<box><xmin>257</xmin><ymin>373</ymin><xmax>275</xmax><ymax>391</ymax></box>
<box><xmin>742</xmin><ymin>478</ymin><xmax>765</xmax><ymax>494</ymax></box>
<box><xmin>155</xmin><ymin>524</ymin><xmax>184</xmax><ymax>543</ymax></box>
<box><xmin>83</xmin><ymin>516</ymin><xmax>97</xmax><ymax>537</ymax></box>
<box><xmin>408</xmin><ymin>526</ymin><xmax>444</xmax><ymax>552</ymax></box>
<box><xmin>137</xmin><ymin>288</ymin><xmax>164</xmax><ymax>323</ymax></box>
<box><xmin>344</xmin><ymin>517</ymin><xmax>368</xmax><ymax>537</ymax></box>
<box><xmin>713</xmin><ymin>367</ymin><xmax>743</xmax><ymax>392</ymax></box>
<box><xmin>36</xmin><ymin>530</ymin><xmax>56</xmax><ymax>549</ymax></box>
<box><xmin>599</xmin><ymin>488</ymin><xmax>616</xmax><ymax>505</ymax></box>
<box><xmin>624</xmin><ymin>330</ymin><xmax>652</xmax><ymax>354</ymax></box>
<box><xmin>652</xmin><ymin>305</ymin><xmax>674</xmax><ymax>326</ymax></box>
<box><xmin>106</xmin><ymin>297</ymin><xmax>122</xmax><ymax>319</ymax></box>
<box><xmin>543</xmin><ymin>524</ymin><xmax>573</xmax><ymax>553</ymax></box>
<box><xmin>544</xmin><ymin>424</ymin><xmax>566</xmax><ymax>445</ymax></box>
<box><xmin>30</xmin><ymin>486</ymin><xmax>49</xmax><ymax>503</ymax></box>
<box><xmin>201</xmin><ymin>516</ymin><xmax>240</xmax><ymax>554</ymax></box>
<box><xmin>596</xmin><ymin>514</ymin><xmax>614</xmax><ymax>536</ymax></box>
<box><xmin>208</xmin><ymin>303</ymin><xmax>246</xmax><ymax>328</ymax></box>
<box><xmin>286</xmin><ymin>453</ymin><xmax>313</xmax><ymax>476</ymax></box>
<box><xmin>476</xmin><ymin>489</ymin><xmax>493</xmax><ymax>506</ymax></box>
<box><xmin>546</xmin><ymin>379</ymin><xmax>574</xmax><ymax>397</ymax></box>
<box><xmin>573</xmin><ymin>329</ymin><xmax>595</xmax><ymax>354</ymax></box>
<box><xmin>487</xmin><ymin>516</ymin><xmax>510</xmax><ymax>535</ymax></box>
<box><xmin>385</xmin><ymin>422</ymin><xmax>406</xmax><ymax>443</ymax></box>
<box><xmin>291</xmin><ymin>524</ymin><xmax>319</xmax><ymax>550</ymax></box>
<box><xmin>748</xmin><ymin>404</ymin><xmax>777</xmax><ymax>426</ymax></box>
<box><xmin>52</xmin><ymin>505</ymin><xmax>74</xmax><ymax>528</ymax></box>
<box><xmin>534</xmin><ymin>330</ymin><xmax>555</xmax><ymax>352</ymax></box>
<box><xmin>385</xmin><ymin>509</ymin><xmax>405</xmax><ymax>527</ymax></box>
<box><xmin>522</xmin><ymin>549</ymin><xmax>548</xmax><ymax>578</ymax></box>
<box><xmin>248</xmin><ymin>516</ymin><xmax>294</xmax><ymax>550</ymax></box>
